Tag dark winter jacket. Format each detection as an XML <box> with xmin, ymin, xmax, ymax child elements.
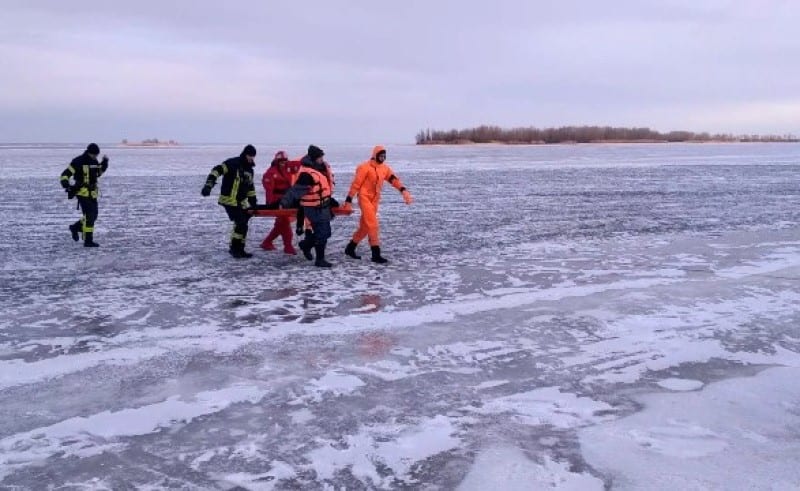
<box><xmin>204</xmin><ymin>156</ymin><xmax>257</xmax><ymax>208</ymax></box>
<box><xmin>60</xmin><ymin>152</ymin><xmax>108</xmax><ymax>199</ymax></box>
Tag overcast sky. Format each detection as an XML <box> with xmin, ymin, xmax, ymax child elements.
<box><xmin>1</xmin><ymin>0</ymin><xmax>798</xmax><ymax>143</ymax></box>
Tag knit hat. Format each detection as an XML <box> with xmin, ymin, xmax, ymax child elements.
<box><xmin>241</xmin><ymin>144</ymin><xmax>257</xmax><ymax>157</ymax></box>
<box><xmin>86</xmin><ymin>143</ymin><xmax>100</xmax><ymax>155</ymax></box>
<box><xmin>274</xmin><ymin>150</ymin><xmax>288</xmax><ymax>161</ymax></box>
<box><xmin>307</xmin><ymin>145</ymin><xmax>324</xmax><ymax>161</ymax></box>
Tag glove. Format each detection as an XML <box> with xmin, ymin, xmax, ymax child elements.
<box><xmin>101</xmin><ymin>155</ymin><xmax>109</xmax><ymax>165</ymax></box>
<box><xmin>329</xmin><ymin>197</ymin><xmax>340</xmax><ymax>208</ymax></box>
<box><xmin>341</xmin><ymin>201</ymin><xmax>353</xmax><ymax>211</ymax></box>
<box><xmin>201</xmin><ymin>185</ymin><xmax>211</xmax><ymax>197</ymax></box>
<box><xmin>402</xmin><ymin>190</ymin><xmax>413</xmax><ymax>205</ymax></box>
<box><xmin>296</xmin><ymin>225</ymin><xmax>304</xmax><ymax>236</ymax></box>
<box><xmin>66</xmin><ymin>187</ymin><xmax>76</xmax><ymax>199</ymax></box>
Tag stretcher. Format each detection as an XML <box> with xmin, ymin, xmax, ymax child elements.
<box><xmin>248</xmin><ymin>207</ymin><xmax>353</xmax><ymax>218</ymax></box>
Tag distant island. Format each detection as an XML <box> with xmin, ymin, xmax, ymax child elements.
<box><xmin>415</xmin><ymin>126</ymin><xmax>799</xmax><ymax>145</ymax></box>
<box><xmin>120</xmin><ymin>138</ymin><xmax>179</xmax><ymax>147</ymax></box>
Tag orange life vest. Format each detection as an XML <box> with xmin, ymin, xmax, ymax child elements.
<box><xmin>299</xmin><ymin>167</ymin><xmax>332</xmax><ymax>207</ymax></box>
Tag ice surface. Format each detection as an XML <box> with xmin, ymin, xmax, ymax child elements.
<box><xmin>1</xmin><ymin>142</ymin><xmax>799</xmax><ymax>488</ymax></box>
<box><xmin>580</xmin><ymin>367</ymin><xmax>800</xmax><ymax>489</ymax></box>
<box><xmin>457</xmin><ymin>447</ymin><xmax>604</xmax><ymax>491</ymax></box>
<box><xmin>656</xmin><ymin>378</ymin><xmax>703</xmax><ymax>391</ymax></box>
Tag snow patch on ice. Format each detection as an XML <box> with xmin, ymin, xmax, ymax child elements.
<box><xmin>304</xmin><ymin>370</ymin><xmax>365</xmax><ymax>401</ymax></box>
<box><xmin>657</xmin><ymin>378</ymin><xmax>703</xmax><ymax>391</ymax></box>
<box><xmin>457</xmin><ymin>446</ymin><xmax>604</xmax><ymax>490</ymax></box>
<box><xmin>0</xmin><ymin>384</ymin><xmax>266</xmax><ymax>479</ymax></box>
<box><xmin>627</xmin><ymin>420</ymin><xmax>729</xmax><ymax>458</ymax></box>
<box><xmin>472</xmin><ymin>380</ymin><xmax>510</xmax><ymax>390</ymax></box>
<box><xmin>580</xmin><ymin>367</ymin><xmax>800</xmax><ymax>489</ymax></box>
<box><xmin>472</xmin><ymin>387</ymin><xmax>614</xmax><ymax>428</ymax></box>
<box><xmin>289</xmin><ymin>408</ymin><xmax>315</xmax><ymax>425</ymax></box>
<box><xmin>714</xmin><ymin>248</ymin><xmax>800</xmax><ymax>279</ymax></box>
<box><xmin>221</xmin><ymin>460</ymin><xmax>296</xmax><ymax>491</ymax></box>
<box><xmin>306</xmin><ymin>414</ymin><xmax>461</xmax><ymax>486</ymax></box>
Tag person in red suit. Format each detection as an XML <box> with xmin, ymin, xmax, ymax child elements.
<box><xmin>260</xmin><ymin>150</ymin><xmax>300</xmax><ymax>254</ymax></box>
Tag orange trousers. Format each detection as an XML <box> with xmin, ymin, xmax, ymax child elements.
<box><xmin>352</xmin><ymin>199</ymin><xmax>381</xmax><ymax>246</ymax></box>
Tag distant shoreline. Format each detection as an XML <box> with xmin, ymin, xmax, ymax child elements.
<box><xmin>416</xmin><ymin>125</ymin><xmax>799</xmax><ymax>145</ymax></box>
<box><xmin>119</xmin><ymin>138</ymin><xmax>179</xmax><ymax>148</ymax></box>
<box><xmin>417</xmin><ymin>139</ymin><xmax>800</xmax><ymax>146</ymax></box>
<box><xmin>119</xmin><ymin>143</ymin><xmax>180</xmax><ymax>148</ymax></box>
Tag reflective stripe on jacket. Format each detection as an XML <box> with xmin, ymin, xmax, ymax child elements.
<box><xmin>205</xmin><ymin>156</ymin><xmax>257</xmax><ymax>208</ymax></box>
<box><xmin>60</xmin><ymin>153</ymin><xmax>107</xmax><ymax>199</ymax></box>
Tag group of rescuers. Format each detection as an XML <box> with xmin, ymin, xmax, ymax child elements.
<box><xmin>60</xmin><ymin>143</ymin><xmax>413</xmax><ymax>268</ymax></box>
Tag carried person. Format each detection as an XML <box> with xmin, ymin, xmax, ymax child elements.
<box><xmin>260</xmin><ymin>150</ymin><xmax>300</xmax><ymax>254</ymax></box>
<box><xmin>60</xmin><ymin>143</ymin><xmax>109</xmax><ymax>248</ymax></box>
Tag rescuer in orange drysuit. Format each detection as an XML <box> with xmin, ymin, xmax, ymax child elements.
<box><xmin>342</xmin><ymin>145</ymin><xmax>412</xmax><ymax>263</ymax></box>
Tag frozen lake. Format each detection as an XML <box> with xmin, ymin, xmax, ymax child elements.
<box><xmin>1</xmin><ymin>142</ymin><xmax>800</xmax><ymax>489</ymax></box>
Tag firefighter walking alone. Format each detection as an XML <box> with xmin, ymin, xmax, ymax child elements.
<box><xmin>60</xmin><ymin>143</ymin><xmax>109</xmax><ymax>248</ymax></box>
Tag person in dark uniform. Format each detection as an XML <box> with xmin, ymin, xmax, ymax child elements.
<box><xmin>201</xmin><ymin>145</ymin><xmax>259</xmax><ymax>258</ymax></box>
<box><xmin>60</xmin><ymin>143</ymin><xmax>109</xmax><ymax>247</ymax></box>
<box><xmin>280</xmin><ymin>145</ymin><xmax>339</xmax><ymax>267</ymax></box>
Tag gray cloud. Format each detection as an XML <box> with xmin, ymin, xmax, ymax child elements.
<box><xmin>2</xmin><ymin>0</ymin><xmax>799</xmax><ymax>142</ymax></box>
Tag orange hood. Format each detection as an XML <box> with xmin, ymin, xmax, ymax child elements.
<box><xmin>370</xmin><ymin>145</ymin><xmax>386</xmax><ymax>161</ymax></box>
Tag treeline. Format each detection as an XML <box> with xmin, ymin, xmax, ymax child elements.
<box><xmin>415</xmin><ymin>125</ymin><xmax>799</xmax><ymax>144</ymax></box>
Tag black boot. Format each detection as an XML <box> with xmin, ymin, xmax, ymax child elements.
<box><xmin>299</xmin><ymin>232</ymin><xmax>315</xmax><ymax>261</ymax></box>
<box><xmin>240</xmin><ymin>239</ymin><xmax>253</xmax><ymax>258</ymax></box>
<box><xmin>84</xmin><ymin>232</ymin><xmax>99</xmax><ymax>248</ymax></box>
<box><xmin>371</xmin><ymin>246</ymin><xmax>388</xmax><ymax>264</ymax></box>
<box><xmin>345</xmin><ymin>241</ymin><xmax>361</xmax><ymax>259</ymax></box>
<box><xmin>229</xmin><ymin>239</ymin><xmax>252</xmax><ymax>259</ymax></box>
<box><xmin>314</xmin><ymin>244</ymin><xmax>332</xmax><ymax>268</ymax></box>
<box><xmin>69</xmin><ymin>222</ymin><xmax>81</xmax><ymax>242</ymax></box>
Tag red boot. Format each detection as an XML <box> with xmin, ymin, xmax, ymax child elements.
<box><xmin>260</xmin><ymin>222</ymin><xmax>281</xmax><ymax>250</ymax></box>
<box><xmin>276</xmin><ymin>216</ymin><xmax>295</xmax><ymax>255</ymax></box>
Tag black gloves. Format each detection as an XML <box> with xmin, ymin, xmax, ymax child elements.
<box><xmin>201</xmin><ymin>185</ymin><xmax>211</xmax><ymax>196</ymax></box>
<box><xmin>295</xmin><ymin>208</ymin><xmax>305</xmax><ymax>235</ymax></box>
<box><xmin>66</xmin><ymin>187</ymin><xmax>75</xmax><ymax>199</ymax></box>
<box><xmin>329</xmin><ymin>197</ymin><xmax>340</xmax><ymax>208</ymax></box>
